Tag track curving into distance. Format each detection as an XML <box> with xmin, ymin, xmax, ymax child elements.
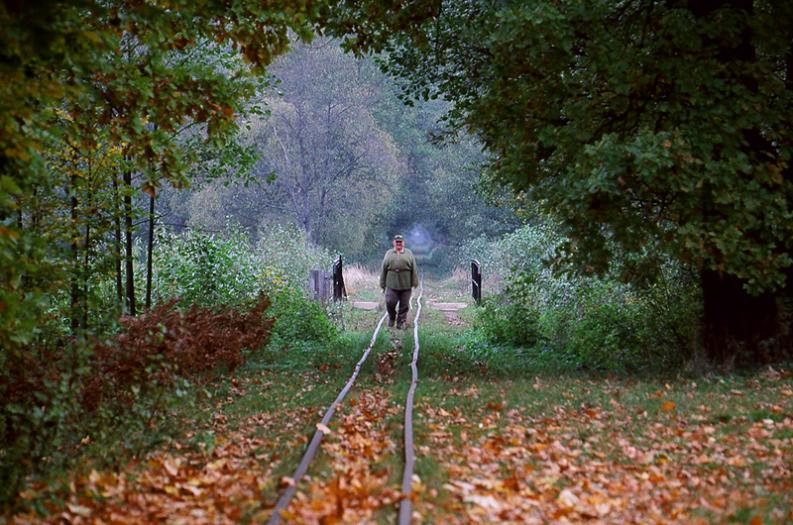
<box><xmin>267</xmin><ymin>311</ymin><xmax>389</xmax><ymax>525</ymax></box>
<box><xmin>398</xmin><ymin>281</ymin><xmax>424</xmax><ymax>525</ymax></box>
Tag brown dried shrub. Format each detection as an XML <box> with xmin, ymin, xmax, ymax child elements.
<box><xmin>83</xmin><ymin>295</ymin><xmax>273</xmax><ymax>410</ymax></box>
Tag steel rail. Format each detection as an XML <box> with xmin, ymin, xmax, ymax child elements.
<box><xmin>398</xmin><ymin>281</ymin><xmax>424</xmax><ymax>525</ymax></box>
<box><xmin>267</xmin><ymin>311</ymin><xmax>389</xmax><ymax>525</ymax></box>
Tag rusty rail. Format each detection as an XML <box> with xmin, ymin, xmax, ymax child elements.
<box><xmin>398</xmin><ymin>281</ymin><xmax>424</xmax><ymax>525</ymax></box>
<box><xmin>267</xmin><ymin>311</ymin><xmax>389</xmax><ymax>525</ymax></box>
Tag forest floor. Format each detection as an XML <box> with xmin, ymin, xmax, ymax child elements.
<box><xmin>9</xmin><ymin>276</ymin><xmax>793</xmax><ymax>524</ymax></box>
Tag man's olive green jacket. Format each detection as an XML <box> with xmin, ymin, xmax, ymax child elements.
<box><xmin>380</xmin><ymin>248</ymin><xmax>419</xmax><ymax>291</ymax></box>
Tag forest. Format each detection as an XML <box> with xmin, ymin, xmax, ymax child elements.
<box><xmin>1</xmin><ymin>1</ymin><xmax>792</xmax><ymax>523</ymax></box>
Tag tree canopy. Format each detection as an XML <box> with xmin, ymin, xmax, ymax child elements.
<box><xmin>0</xmin><ymin>0</ymin><xmax>328</xmax><ymax>349</ymax></box>
<box><xmin>327</xmin><ymin>0</ymin><xmax>793</xmax><ymax>361</ymax></box>
<box><xmin>3</xmin><ymin>0</ymin><xmax>792</xmax><ymax>362</ymax></box>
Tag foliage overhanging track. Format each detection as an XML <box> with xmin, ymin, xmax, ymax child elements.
<box><xmin>267</xmin><ymin>310</ymin><xmax>389</xmax><ymax>525</ymax></box>
<box><xmin>398</xmin><ymin>281</ymin><xmax>423</xmax><ymax>525</ymax></box>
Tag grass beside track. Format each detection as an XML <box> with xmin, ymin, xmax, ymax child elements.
<box><xmin>10</xmin><ymin>275</ymin><xmax>792</xmax><ymax>524</ymax></box>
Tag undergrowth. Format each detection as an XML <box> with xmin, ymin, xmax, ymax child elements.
<box><xmin>1</xmin><ymin>296</ymin><xmax>273</xmax><ymax>510</ymax></box>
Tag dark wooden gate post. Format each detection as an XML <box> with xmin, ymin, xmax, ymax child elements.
<box><xmin>332</xmin><ymin>256</ymin><xmax>347</xmax><ymax>302</ymax></box>
<box><xmin>471</xmin><ymin>259</ymin><xmax>482</xmax><ymax>305</ymax></box>
<box><xmin>309</xmin><ymin>270</ymin><xmax>321</xmax><ymax>301</ymax></box>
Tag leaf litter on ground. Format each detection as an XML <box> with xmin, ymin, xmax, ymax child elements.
<box><xmin>9</xmin><ymin>329</ymin><xmax>793</xmax><ymax>525</ymax></box>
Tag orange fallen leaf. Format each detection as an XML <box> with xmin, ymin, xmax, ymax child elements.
<box><xmin>661</xmin><ymin>401</ymin><xmax>676</xmax><ymax>412</ymax></box>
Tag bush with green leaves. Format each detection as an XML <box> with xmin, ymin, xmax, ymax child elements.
<box><xmin>466</xmin><ymin>222</ymin><xmax>700</xmax><ymax>372</ymax></box>
<box><xmin>265</xmin><ymin>286</ymin><xmax>337</xmax><ymax>350</ymax></box>
<box><xmin>155</xmin><ymin>225</ymin><xmax>258</xmax><ymax>308</ymax></box>
<box><xmin>255</xmin><ymin>223</ymin><xmax>334</xmax><ymax>293</ymax></box>
<box><xmin>474</xmin><ymin>278</ymin><xmax>542</xmax><ymax>348</ymax></box>
<box><xmin>460</xmin><ymin>221</ymin><xmax>559</xmax><ymax>293</ymax></box>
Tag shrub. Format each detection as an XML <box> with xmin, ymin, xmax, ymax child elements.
<box><xmin>0</xmin><ymin>296</ymin><xmax>272</xmax><ymax>507</ymax></box>
<box><xmin>255</xmin><ymin>223</ymin><xmax>334</xmax><ymax>292</ymax></box>
<box><xmin>155</xmin><ymin>225</ymin><xmax>258</xmax><ymax>308</ymax></box>
<box><xmin>464</xmin><ymin>221</ymin><xmax>700</xmax><ymax>373</ymax></box>
<box><xmin>84</xmin><ymin>295</ymin><xmax>273</xmax><ymax>409</ymax></box>
<box><xmin>474</xmin><ymin>278</ymin><xmax>542</xmax><ymax>347</ymax></box>
<box><xmin>266</xmin><ymin>286</ymin><xmax>336</xmax><ymax>348</ymax></box>
<box><xmin>535</xmin><ymin>271</ymin><xmax>698</xmax><ymax>372</ymax></box>
<box><xmin>458</xmin><ymin>222</ymin><xmax>559</xmax><ymax>293</ymax></box>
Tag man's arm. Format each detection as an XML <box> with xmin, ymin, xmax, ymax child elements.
<box><xmin>380</xmin><ymin>253</ymin><xmax>388</xmax><ymax>291</ymax></box>
<box><xmin>411</xmin><ymin>253</ymin><xmax>419</xmax><ymax>288</ymax></box>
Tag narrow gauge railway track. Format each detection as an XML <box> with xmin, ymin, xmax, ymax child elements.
<box><xmin>267</xmin><ymin>283</ymin><xmax>425</xmax><ymax>525</ymax></box>
<box><xmin>398</xmin><ymin>282</ymin><xmax>423</xmax><ymax>524</ymax></box>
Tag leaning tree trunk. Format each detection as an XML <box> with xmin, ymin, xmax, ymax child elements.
<box><xmin>700</xmin><ymin>270</ymin><xmax>779</xmax><ymax>367</ymax></box>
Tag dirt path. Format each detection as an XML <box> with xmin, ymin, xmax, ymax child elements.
<box><xmin>428</xmin><ymin>301</ymin><xmax>468</xmax><ymax>327</ymax></box>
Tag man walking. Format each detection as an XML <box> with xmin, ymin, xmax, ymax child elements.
<box><xmin>380</xmin><ymin>234</ymin><xmax>419</xmax><ymax>329</ymax></box>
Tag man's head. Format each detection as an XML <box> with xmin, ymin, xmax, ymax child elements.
<box><xmin>392</xmin><ymin>234</ymin><xmax>405</xmax><ymax>251</ymax></box>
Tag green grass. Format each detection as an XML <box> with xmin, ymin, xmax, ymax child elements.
<box><xmin>254</xmin><ymin>275</ymin><xmax>792</xmax><ymax>522</ymax></box>
<box><xmin>17</xmin><ymin>274</ymin><xmax>791</xmax><ymax>523</ymax></box>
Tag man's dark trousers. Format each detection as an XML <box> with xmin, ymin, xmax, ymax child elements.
<box><xmin>385</xmin><ymin>288</ymin><xmax>412</xmax><ymax>328</ymax></box>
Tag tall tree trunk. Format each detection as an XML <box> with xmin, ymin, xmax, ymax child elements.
<box><xmin>82</xmin><ymin>157</ymin><xmax>93</xmax><ymax>330</ymax></box>
<box><xmin>112</xmin><ymin>173</ymin><xmax>123</xmax><ymax>308</ymax></box>
<box><xmin>68</xmin><ymin>173</ymin><xmax>81</xmax><ymax>332</ymax></box>
<box><xmin>700</xmin><ymin>270</ymin><xmax>778</xmax><ymax>366</ymax></box>
<box><xmin>31</xmin><ymin>187</ymin><xmax>39</xmax><ymax>230</ymax></box>
<box><xmin>83</xmin><ymin>217</ymin><xmax>91</xmax><ymax>330</ymax></box>
<box><xmin>784</xmin><ymin>33</ymin><xmax>793</xmax><ymax>355</ymax></box>
<box><xmin>689</xmin><ymin>0</ymin><xmax>786</xmax><ymax>363</ymax></box>
<box><xmin>145</xmin><ymin>193</ymin><xmax>155</xmax><ymax>310</ymax></box>
<box><xmin>123</xmin><ymin>165</ymin><xmax>136</xmax><ymax>316</ymax></box>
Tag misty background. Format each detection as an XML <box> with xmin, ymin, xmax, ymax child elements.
<box><xmin>158</xmin><ymin>38</ymin><xmax>520</xmax><ymax>273</ymax></box>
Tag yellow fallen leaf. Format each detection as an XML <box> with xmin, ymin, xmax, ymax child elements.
<box><xmin>464</xmin><ymin>494</ymin><xmax>502</xmax><ymax>511</ymax></box>
<box><xmin>207</xmin><ymin>459</ymin><xmax>226</xmax><ymax>470</ymax></box>
<box><xmin>67</xmin><ymin>503</ymin><xmax>92</xmax><ymax>517</ymax></box>
<box><xmin>162</xmin><ymin>459</ymin><xmax>179</xmax><ymax>477</ymax></box>
<box><xmin>181</xmin><ymin>483</ymin><xmax>202</xmax><ymax>496</ymax></box>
